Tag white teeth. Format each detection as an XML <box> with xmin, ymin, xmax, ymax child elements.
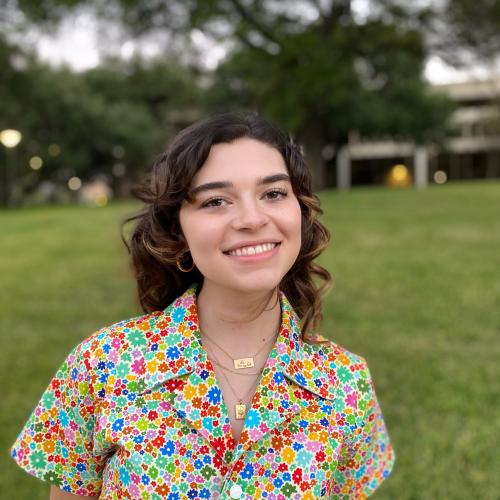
<box><xmin>228</xmin><ymin>242</ymin><xmax>277</xmax><ymax>256</ymax></box>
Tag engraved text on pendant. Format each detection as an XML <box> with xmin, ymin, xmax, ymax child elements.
<box><xmin>234</xmin><ymin>357</ymin><xmax>255</xmax><ymax>369</ymax></box>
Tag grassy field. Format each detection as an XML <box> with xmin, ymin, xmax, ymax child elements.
<box><xmin>1</xmin><ymin>180</ymin><xmax>499</xmax><ymax>499</ymax></box>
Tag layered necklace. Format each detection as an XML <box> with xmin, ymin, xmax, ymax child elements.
<box><xmin>201</xmin><ymin>328</ymin><xmax>279</xmax><ymax>420</ymax></box>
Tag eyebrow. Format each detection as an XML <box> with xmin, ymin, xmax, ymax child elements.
<box><xmin>188</xmin><ymin>173</ymin><xmax>291</xmax><ymax>197</ymax></box>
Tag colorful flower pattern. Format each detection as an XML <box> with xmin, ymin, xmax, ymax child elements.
<box><xmin>11</xmin><ymin>283</ymin><xmax>395</xmax><ymax>498</ymax></box>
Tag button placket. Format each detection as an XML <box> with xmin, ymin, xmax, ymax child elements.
<box><xmin>229</xmin><ymin>484</ymin><xmax>243</xmax><ymax>498</ymax></box>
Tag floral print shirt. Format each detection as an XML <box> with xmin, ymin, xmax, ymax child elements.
<box><xmin>11</xmin><ymin>283</ymin><xmax>395</xmax><ymax>499</ymax></box>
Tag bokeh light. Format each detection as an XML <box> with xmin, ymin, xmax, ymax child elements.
<box><xmin>112</xmin><ymin>145</ymin><xmax>125</xmax><ymax>159</ymax></box>
<box><xmin>434</xmin><ymin>170</ymin><xmax>448</xmax><ymax>184</ymax></box>
<box><xmin>385</xmin><ymin>164</ymin><xmax>412</xmax><ymax>187</ymax></box>
<box><xmin>68</xmin><ymin>177</ymin><xmax>82</xmax><ymax>190</ymax></box>
<box><xmin>29</xmin><ymin>156</ymin><xmax>43</xmax><ymax>170</ymax></box>
<box><xmin>112</xmin><ymin>162</ymin><xmax>126</xmax><ymax>177</ymax></box>
<box><xmin>95</xmin><ymin>194</ymin><xmax>108</xmax><ymax>207</ymax></box>
<box><xmin>0</xmin><ymin>129</ymin><xmax>22</xmax><ymax>148</ymax></box>
<box><xmin>48</xmin><ymin>144</ymin><xmax>61</xmax><ymax>156</ymax></box>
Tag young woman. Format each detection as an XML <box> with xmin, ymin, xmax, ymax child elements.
<box><xmin>12</xmin><ymin>112</ymin><xmax>395</xmax><ymax>499</ymax></box>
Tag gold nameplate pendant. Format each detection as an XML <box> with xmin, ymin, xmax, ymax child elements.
<box><xmin>235</xmin><ymin>403</ymin><xmax>246</xmax><ymax>420</ymax></box>
<box><xmin>234</xmin><ymin>357</ymin><xmax>255</xmax><ymax>369</ymax></box>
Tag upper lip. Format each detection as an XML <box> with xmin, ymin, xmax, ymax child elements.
<box><xmin>223</xmin><ymin>240</ymin><xmax>281</xmax><ymax>253</ymax></box>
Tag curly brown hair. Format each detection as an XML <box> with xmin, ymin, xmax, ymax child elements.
<box><xmin>122</xmin><ymin>112</ymin><xmax>332</xmax><ymax>343</ymax></box>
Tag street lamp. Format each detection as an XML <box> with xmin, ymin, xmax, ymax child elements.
<box><xmin>0</xmin><ymin>128</ymin><xmax>23</xmax><ymax>207</ymax></box>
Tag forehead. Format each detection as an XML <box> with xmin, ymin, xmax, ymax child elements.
<box><xmin>192</xmin><ymin>137</ymin><xmax>288</xmax><ymax>185</ymax></box>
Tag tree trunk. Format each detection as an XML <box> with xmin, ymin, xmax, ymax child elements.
<box><xmin>297</xmin><ymin>122</ymin><xmax>326</xmax><ymax>192</ymax></box>
<box><xmin>0</xmin><ymin>153</ymin><xmax>11</xmax><ymax>207</ymax></box>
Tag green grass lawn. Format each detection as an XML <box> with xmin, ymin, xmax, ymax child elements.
<box><xmin>1</xmin><ymin>180</ymin><xmax>499</xmax><ymax>499</ymax></box>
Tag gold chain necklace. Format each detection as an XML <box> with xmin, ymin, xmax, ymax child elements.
<box><xmin>204</xmin><ymin>343</ymin><xmax>264</xmax><ymax>420</ymax></box>
<box><xmin>200</xmin><ymin>328</ymin><xmax>278</xmax><ymax>369</ymax></box>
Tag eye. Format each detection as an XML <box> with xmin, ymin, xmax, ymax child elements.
<box><xmin>201</xmin><ymin>197</ymin><xmax>227</xmax><ymax>208</ymax></box>
<box><xmin>264</xmin><ymin>188</ymin><xmax>288</xmax><ymax>200</ymax></box>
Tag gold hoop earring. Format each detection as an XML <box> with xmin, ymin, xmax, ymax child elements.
<box><xmin>176</xmin><ymin>252</ymin><xmax>195</xmax><ymax>272</ymax></box>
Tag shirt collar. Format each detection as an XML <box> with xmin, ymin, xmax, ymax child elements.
<box><xmin>144</xmin><ymin>283</ymin><xmax>338</xmax><ymax>400</ymax></box>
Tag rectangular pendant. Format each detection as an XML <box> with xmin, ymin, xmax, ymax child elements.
<box><xmin>235</xmin><ymin>403</ymin><xmax>246</xmax><ymax>420</ymax></box>
<box><xmin>234</xmin><ymin>357</ymin><xmax>254</xmax><ymax>369</ymax></box>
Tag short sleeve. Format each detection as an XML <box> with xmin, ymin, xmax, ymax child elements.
<box><xmin>11</xmin><ymin>342</ymin><xmax>106</xmax><ymax>496</ymax></box>
<box><xmin>333</xmin><ymin>361</ymin><xmax>395</xmax><ymax>498</ymax></box>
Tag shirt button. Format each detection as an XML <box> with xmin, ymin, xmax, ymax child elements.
<box><xmin>229</xmin><ymin>484</ymin><xmax>243</xmax><ymax>499</ymax></box>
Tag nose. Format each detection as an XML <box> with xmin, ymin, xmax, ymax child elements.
<box><xmin>231</xmin><ymin>198</ymin><xmax>269</xmax><ymax>230</ymax></box>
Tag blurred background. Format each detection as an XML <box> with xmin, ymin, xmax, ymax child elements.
<box><xmin>1</xmin><ymin>0</ymin><xmax>499</xmax><ymax>498</ymax></box>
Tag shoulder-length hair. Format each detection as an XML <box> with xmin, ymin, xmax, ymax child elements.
<box><xmin>122</xmin><ymin>111</ymin><xmax>332</xmax><ymax>343</ymax></box>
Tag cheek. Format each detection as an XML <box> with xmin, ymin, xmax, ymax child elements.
<box><xmin>180</xmin><ymin>214</ymin><xmax>224</xmax><ymax>254</ymax></box>
<box><xmin>272</xmin><ymin>201</ymin><xmax>302</xmax><ymax>267</ymax></box>
<box><xmin>179</xmin><ymin>213</ymin><xmax>200</xmax><ymax>254</ymax></box>
<box><xmin>282</xmin><ymin>200</ymin><xmax>302</xmax><ymax>244</ymax></box>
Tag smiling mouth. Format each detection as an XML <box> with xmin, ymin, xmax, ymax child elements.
<box><xmin>224</xmin><ymin>242</ymin><xmax>280</xmax><ymax>257</ymax></box>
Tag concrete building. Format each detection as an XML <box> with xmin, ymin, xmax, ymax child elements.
<box><xmin>336</xmin><ymin>77</ymin><xmax>500</xmax><ymax>189</ymax></box>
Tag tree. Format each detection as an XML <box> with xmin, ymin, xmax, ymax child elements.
<box><xmin>434</xmin><ymin>0</ymin><xmax>500</xmax><ymax>66</ymax></box>
<box><xmin>189</xmin><ymin>1</ymin><xmax>453</xmax><ymax>188</ymax></box>
<box><xmin>0</xmin><ymin>45</ymin><xmax>203</xmax><ymax>205</ymax></box>
<box><xmin>8</xmin><ymin>0</ymin><xmax>454</xmax><ymax>190</ymax></box>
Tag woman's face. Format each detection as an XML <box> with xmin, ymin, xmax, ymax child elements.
<box><xmin>179</xmin><ymin>137</ymin><xmax>302</xmax><ymax>295</ymax></box>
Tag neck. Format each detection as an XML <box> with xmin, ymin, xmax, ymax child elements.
<box><xmin>196</xmin><ymin>281</ymin><xmax>281</xmax><ymax>351</ymax></box>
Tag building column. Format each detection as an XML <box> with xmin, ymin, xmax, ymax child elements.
<box><xmin>337</xmin><ymin>146</ymin><xmax>351</xmax><ymax>190</ymax></box>
<box><xmin>414</xmin><ymin>146</ymin><xmax>429</xmax><ymax>189</ymax></box>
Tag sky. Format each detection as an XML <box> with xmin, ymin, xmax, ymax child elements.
<box><xmin>32</xmin><ymin>7</ymin><xmax>495</xmax><ymax>85</ymax></box>
<box><xmin>33</xmin><ymin>10</ymin><xmax>228</xmax><ymax>72</ymax></box>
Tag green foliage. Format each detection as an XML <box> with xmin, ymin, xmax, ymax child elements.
<box><xmin>84</xmin><ymin>57</ymin><xmax>202</xmax><ymax>120</ymax></box>
<box><xmin>8</xmin><ymin>1</ymin><xmax>455</xmax><ymax>145</ymax></box>
<box><xmin>3</xmin><ymin>0</ymin><xmax>458</xmax><ymax>191</ymax></box>
<box><xmin>2</xmin><ymin>180</ymin><xmax>500</xmax><ymax>498</ymax></box>
<box><xmin>2</xmin><ymin>59</ymin><xmax>160</xmax><ymax>187</ymax></box>
<box><xmin>440</xmin><ymin>0</ymin><xmax>500</xmax><ymax>62</ymax></box>
<box><xmin>208</xmin><ymin>18</ymin><xmax>454</xmax><ymax>145</ymax></box>
<box><xmin>0</xmin><ymin>43</ymin><xmax>202</xmax><ymax>201</ymax></box>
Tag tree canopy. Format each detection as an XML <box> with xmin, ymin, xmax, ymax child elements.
<box><xmin>1</xmin><ymin>0</ymin><xmax>467</xmax><ymax>201</ymax></box>
<box><xmin>0</xmin><ymin>41</ymin><xmax>202</xmax><ymax>205</ymax></box>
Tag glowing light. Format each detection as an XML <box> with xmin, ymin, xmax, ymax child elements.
<box><xmin>68</xmin><ymin>177</ymin><xmax>82</xmax><ymax>190</ymax></box>
<box><xmin>393</xmin><ymin>164</ymin><xmax>408</xmax><ymax>181</ymax></box>
<box><xmin>29</xmin><ymin>156</ymin><xmax>43</xmax><ymax>170</ymax></box>
<box><xmin>95</xmin><ymin>194</ymin><xmax>108</xmax><ymax>207</ymax></box>
<box><xmin>48</xmin><ymin>144</ymin><xmax>61</xmax><ymax>156</ymax></box>
<box><xmin>434</xmin><ymin>170</ymin><xmax>447</xmax><ymax>184</ymax></box>
<box><xmin>385</xmin><ymin>164</ymin><xmax>412</xmax><ymax>187</ymax></box>
<box><xmin>0</xmin><ymin>129</ymin><xmax>22</xmax><ymax>148</ymax></box>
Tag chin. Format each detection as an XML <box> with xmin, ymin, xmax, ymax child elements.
<box><xmin>229</xmin><ymin>274</ymin><xmax>283</xmax><ymax>295</ymax></box>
